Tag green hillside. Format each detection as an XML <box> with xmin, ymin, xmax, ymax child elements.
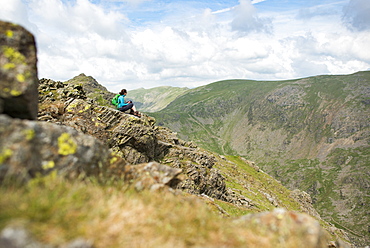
<box><xmin>151</xmin><ymin>71</ymin><xmax>370</xmax><ymax>246</ymax></box>
<box><xmin>126</xmin><ymin>86</ymin><xmax>189</xmax><ymax>112</ymax></box>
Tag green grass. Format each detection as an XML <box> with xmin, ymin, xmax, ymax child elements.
<box><xmin>0</xmin><ymin>172</ymin><xmax>331</xmax><ymax>248</ymax></box>
<box><xmin>214</xmin><ymin>156</ymin><xmax>302</xmax><ymax>213</ymax></box>
<box><xmin>214</xmin><ymin>199</ymin><xmax>252</xmax><ymax>216</ymax></box>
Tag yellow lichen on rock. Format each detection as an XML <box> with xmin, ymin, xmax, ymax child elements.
<box><xmin>2</xmin><ymin>46</ymin><xmax>26</xmax><ymax>65</ymax></box>
<box><xmin>10</xmin><ymin>89</ymin><xmax>22</xmax><ymax>96</ymax></box>
<box><xmin>0</xmin><ymin>148</ymin><xmax>13</xmax><ymax>164</ymax></box>
<box><xmin>5</xmin><ymin>30</ymin><xmax>13</xmax><ymax>38</ymax></box>
<box><xmin>58</xmin><ymin>133</ymin><xmax>77</xmax><ymax>155</ymax></box>
<box><xmin>23</xmin><ymin>129</ymin><xmax>35</xmax><ymax>141</ymax></box>
<box><xmin>94</xmin><ymin>122</ymin><xmax>105</xmax><ymax>127</ymax></box>
<box><xmin>42</xmin><ymin>161</ymin><xmax>55</xmax><ymax>170</ymax></box>
<box><xmin>16</xmin><ymin>74</ymin><xmax>25</xmax><ymax>83</ymax></box>
<box><xmin>3</xmin><ymin>63</ymin><xmax>15</xmax><ymax>70</ymax></box>
<box><xmin>110</xmin><ymin>156</ymin><xmax>118</xmax><ymax>164</ymax></box>
<box><xmin>66</xmin><ymin>101</ymin><xmax>80</xmax><ymax>112</ymax></box>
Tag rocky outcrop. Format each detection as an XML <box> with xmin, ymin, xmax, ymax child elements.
<box><xmin>0</xmin><ymin>21</ymin><xmax>39</xmax><ymax>120</ymax></box>
<box><xmin>290</xmin><ymin>189</ymin><xmax>321</xmax><ymax>219</ymax></box>
<box><xmin>63</xmin><ymin>73</ymin><xmax>115</xmax><ymax>107</ymax></box>
<box><xmin>124</xmin><ymin>162</ymin><xmax>183</xmax><ymax>191</ymax></box>
<box><xmin>37</xmin><ymin>78</ymin><xmax>252</xmax><ymax>207</ymax></box>
<box><xmin>0</xmin><ymin>21</ymin><xmax>182</xmax><ymax>191</ymax></box>
<box><xmin>0</xmin><ymin>114</ymin><xmax>114</xmax><ymax>182</ymax></box>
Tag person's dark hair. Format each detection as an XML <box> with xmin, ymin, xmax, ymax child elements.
<box><xmin>119</xmin><ymin>89</ymin><xmax>127</xmax><ymax>95</ymax></box>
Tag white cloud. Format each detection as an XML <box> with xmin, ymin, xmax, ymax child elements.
<box><xmin>231</xmin><ymin>0</ymin><xmax>272</xmax><ymax>34</ymax></box>
<box><xmin>28</xmin><ymin>0</ymin><xmax>128</xmax><ymax>37</ymax></box>
<box><xmin>0</xmin><ymin>0</ymin><xmax>369</xmax><ymax>92</ymax></box>
<box><xmin>0</xmin><ymin>0</ymin><xmax>38</xmax><ymax>34</ymax></box>
<box><xmin>342</xmin><ymin>0</ymin><xmax>370</xmax><ymax>31</ymax></box>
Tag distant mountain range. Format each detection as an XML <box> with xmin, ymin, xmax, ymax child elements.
<box><xmin>136</xmin><ymin>71</ymin><xmax>370</xmax><ymax>246</ymax></box>
<box><xmin>127</xmin><ymin>86</ymin><xmax>189</xmax><ymax>112</ymax></box>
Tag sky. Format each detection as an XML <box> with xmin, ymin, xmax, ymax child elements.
<box><xmin>1</xmin><ymin>0</ymin><xmax>369</xmax><ymax>92</ymax></box>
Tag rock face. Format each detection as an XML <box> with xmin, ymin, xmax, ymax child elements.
<box><xmin>63</xmin><ymin>73</ymin><xmax>115</xmax><ymax>107</ymax></box>
<box><xmin>0</xmin><ymin>21</ymin><xmax>38</xmax><ymax>120</ymax></box>
<box><xmin>0</xmin><ymin>21</ymin><xmax>181</xmax><ymax>190</ymax></box>
<box><xmin>0</xmin><ymin>114</ymin><xmax>115</xmax><ymax>182</ymax></box>
<box><xmin>290</xmin><ymin>189</ymin><xmax>321</xmax><ymax>219</ymax></box>
<box><xmin>37</xmin><ymin>78</ymin><xmax>252</xmax><ymax>207</ymax></box>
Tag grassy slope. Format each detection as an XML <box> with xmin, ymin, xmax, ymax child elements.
<box><xmin>1</xmin><ymin>156</ymin><xmax>340</xmax><ymax>248</ymax></box>
<box><xmin>150</xmin><ymin>71</ymin><xmax>370</xmax><ymax>245</ymax></box>
<box><xmin>127</xmin><ymin>86</ymin><xmax>189</xmax><ymax>112</ymax></box>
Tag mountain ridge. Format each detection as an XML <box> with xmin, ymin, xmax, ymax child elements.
<box><xmin>127</xmin><ymin>86</ymin><xmax>190</xmax><ymax>112</ymax></box>
<box><xmin>145</xmin><ymin>71</ymin><xmax>370</xmax><ymax>246</ymax></box>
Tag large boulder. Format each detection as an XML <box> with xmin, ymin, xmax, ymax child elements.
<box><xmin>0</xmin><ymin>114</ymin><xmax>117</xmax><ymax>182</ymax></box>
<box><xmin>0</xmin><ymin>21</ymin><xmax>38</xmax><ymax>120</ymax></box>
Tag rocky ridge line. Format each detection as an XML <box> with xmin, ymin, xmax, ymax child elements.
<box><xmin>38</xmin><ymin>77</ymin><xmax>252</xmax><ymax>207</ymax></box>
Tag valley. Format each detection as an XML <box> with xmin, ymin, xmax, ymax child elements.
<box><xmin>147</xmin><ymin>71</ymin><xmax>370</xmax><ymax>246</ymax></box>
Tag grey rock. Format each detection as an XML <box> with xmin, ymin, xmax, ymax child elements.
<box><xmin>0</xmin><ymin>114</ymin><xmax>114</xmax><ymax>182</ymax></box>
<box><xmin>0</xmin><ymin>226</ymin><xmax>52</xmax><ymax>248</ymax></box>
<box><xmin>0</xmin><ymin>21</ymin><xmax>38</xmax><ymax>120</ymax></box>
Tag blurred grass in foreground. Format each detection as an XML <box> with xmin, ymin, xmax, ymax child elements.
<box><xmin>0</xmin><ymin>173</ymin><xmax>326</xmax><ymax>248</ymax></box>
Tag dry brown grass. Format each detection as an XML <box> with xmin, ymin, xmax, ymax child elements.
<box><xmin>0</xmin><ymin>175</ymin><xmax>329</xmax><ymax>248</ymax></box>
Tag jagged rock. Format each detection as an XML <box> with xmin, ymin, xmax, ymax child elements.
<box><xmin>0</xmin><ymin>114</ymin><xmax>117</xmax><ymax>182</ymax></box>
<box><xmin>64</xmin><ymin>73</ymin><xmax>115</xmax><ymax>107</ymax></box>
<box><xmin>0</xmin><ymin>111</ymin><xmax>185</xmax><ymax>189</ymax></box>
<box><xmin>39</xmin><ymin>78</ymin><xmax>87</xmax><ymax>102</ymax></box>
<box><xmin>0</xmin><ymin>21</ymin><xmax>38</xmax><ymax>120</ymax></box>
<box><xmin>124</xmin><ymin>161</ymin><xmax>183</xmax><ymax>191</ymax></box>
<box><xmin>37</xmin><ymin>78</ymin><xmax>252</xmax><ymax>207</ymax></box>
<box><xmin>290</xmin><ymin>189</ymin><xmax>321</xmax><ymax>219</ymax></box>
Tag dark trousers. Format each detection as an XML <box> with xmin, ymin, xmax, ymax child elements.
<box><xmin>118</xmin><ymin>103</ymin><xmax>133</xmax><ymax>112</ymax></box>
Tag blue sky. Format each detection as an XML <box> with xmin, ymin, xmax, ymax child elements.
<box><xmin>1</xmin><ymin>0</ymin><xmax>369</xmax><ymax>92</ymax></box>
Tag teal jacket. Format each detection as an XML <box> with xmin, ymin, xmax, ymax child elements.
<box><xmin>117</xmin><ymin>95</ymin><xmax>128</xmax><ymax>108</ymax></box>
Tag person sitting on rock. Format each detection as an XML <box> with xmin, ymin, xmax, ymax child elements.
<box><xmin>117</xmin><ymin>89</ymin><xmax>141</xmax><ymax>117</ymax></box>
